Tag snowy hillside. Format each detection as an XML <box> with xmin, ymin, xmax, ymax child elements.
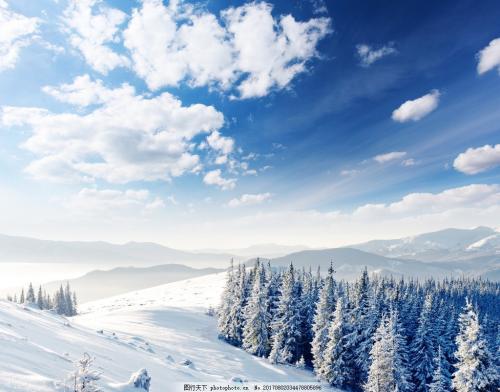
<box><xmin>0</xmin><ymin>272</ymin><xmax>335</xmax><ymax>391</ymax></box>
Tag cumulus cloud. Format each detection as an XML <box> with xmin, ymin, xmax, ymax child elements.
<box><xmin>123</xmin><ymin>0</ymin><xmax>330</xmax><ymax>98</ymax></box>
<box><xmin>203</xmin><ymin>169</ymin><xmax>236</xmax><ymax>190</ymax></box>
<box><xmin>206</xmin><ymin>130</ymin><xmax>234</xmax><ymax>156</ymax></box>
<box><xmin>373</xmin><ymin>151</ymin><xmax>407</xmax><ymax>163</ymax></box>
<box><xmin>63</xmin><ymin>0</ymin><xmax>130</xmax><ymax>74</ymax></box>
<box><xmin>42</xmin><ymin>74</ymin><xmax>134</xmax><ymax>107</ymax></box>
<box><xmin>1</xmin><ymin>75</ymin><xmax>225</xmax><ymax>184</ymax></box>
<box><xmin>453</xmin><ymin>144</ymin><xmax>500</xmax><ymax>175</ymax></box>
<box><xmin>228</xmin><ymin>192</ymin><xmax>272</xmax><ymax>207</ymax></box>
<box><xmin>64</xmin><ymin>187</ymin><xmax>164</xmax><ymax>213</ymax></box>
<box><xmin>392</xmin><ymin>90</ymin><xmax>440</xmax><ymax>122</ymax></box>
<box><xmin>356</xmin><ymin>43</ymin><xmax>396</xmax><ymax>67</ymax></box>
<box><xmin>477</xmin><ymin>38</ymin><xmax>500</xmax><ymax>75</ymax></box>
<box><xmin>0</xmin><ymin>1</ymin><xmax>39</xmax><ymax>71</ymax></box>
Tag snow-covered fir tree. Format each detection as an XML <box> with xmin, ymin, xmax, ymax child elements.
<box><xmin>311</xmin><ymin>263</ymin><xmax>336</xmax><ymax>376</ymax></box>
<box><xmin>37</xmin><ymin>285</ymin><xmax>44</xmax><ymax>309</ymax></box>
<box><xmin>217</xmin><ymin>259</ymin><xmax>235</xmax><ymax>342</ymax></box>
<box><xmin>452</xmin><ymin>299</ymin><xmax>499</xmax><ymax>392</ymax></box>
<box><xmin>412</xmin><ymin>294</ymin><xmax>437</xmax><ymax>392</ymax></box>
<box><xmin>26</xmin><ymin>283</ymin><xmax>35</xmax><ymax>303</ymax></box>
<box><xmin>320</xmin><ymin>296</ymin><xmax>355</xmax><ymax>389</ymax></box>
<box><xmin>352</xmin><ymin>268</ymin><xmax>377</xmax><ymax>383</ymax></box>
<box><xmin>268</xmin><ymin>263</ymin><xmax>303</xmax><ymax>365</ymax></box>
<box><xmin>242</xmin><ymin>260</ymin><xmax>271</xmax><ymax>357</ymax></box>
<box><xmin>428</xmin><ymin>346</ymin><xmax>451</xmax><ymax>392</ymax></box>
<box><xmin>19</xmin><ymin>288</ymin><xmax>25</xmax><ymax>303</ymax></box>
<box><xmin>364</xmin><ymin>310</ymin><xmax>411</xmax><ymax>392</ymax></box>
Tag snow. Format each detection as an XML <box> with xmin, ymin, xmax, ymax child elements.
<box><xmin>0</xmin><ymin>272</ymin><xmax>338</xmax><ymax>391</ymax></box>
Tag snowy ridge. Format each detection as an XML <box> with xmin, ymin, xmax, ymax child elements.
<box><xmin>0</xmin><ymin>272</ymin><xmax>336</xmax><ymax>391</ymax></box>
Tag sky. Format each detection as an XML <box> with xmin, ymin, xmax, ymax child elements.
<box><xmin>0</xmin><ymin>0</ymin><xmax>500</xmax><ymax>249</ymax></box>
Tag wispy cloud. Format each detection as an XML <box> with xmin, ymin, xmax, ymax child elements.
<box><xmin>374</xmin><ymin>151</ymin><xmax>407</xmax><ymax>163</ymax></box>
<box><xmin>228</xmin><ymin>192</ymin><xmax>272</xmax><ymax>207</ymax></box>
<box><xmin>356</xmin><ymin>43</ymin><xmax>396</xmax><ymax>67</ymax></box>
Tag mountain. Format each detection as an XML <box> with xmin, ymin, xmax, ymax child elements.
<box><xmin>266</xmin><ymin>247</ymin><xmax>499</xmax><ymax>281</ymax></box>
<box><xmin>0</xmin><ymin>273</ymin><xmax>337</xmax><ymax>392</ymax></box>
<box><xmin>42</xmin><ymin>264</ymin><xmax>223</xmax><ymax>303</ymax></box>
<box><xmin>0</xmin><ymin>233</ymin><xmax>240</xmax><ymax>268</ymax></box>
<box><xmin>351</xmin><ymin>226</ymin><xmax>500</xmax><ymax>262</ymax></box>
<box><xmin>198</xmin><ymin>243</ymin><xmax>311</xmax><ymax>258</ymax></box>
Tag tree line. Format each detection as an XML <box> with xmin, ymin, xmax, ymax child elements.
<box><xmin>217</xmin><ymin>259</ymin><xmax>500</xmax><ymax>392</ymax></box>
<box><xmin>6</xmin><ymin>282</ymin><xmax>78</xmax><ymax>316</ymax></box>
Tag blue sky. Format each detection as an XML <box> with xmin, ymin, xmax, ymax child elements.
<box><xmin>0</xmin><ymin>0</ymin><xmax>500</xmax><ymax>248</ymax></box>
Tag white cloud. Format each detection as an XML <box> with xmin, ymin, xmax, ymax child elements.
<box><xmin>64</xmin><ymin>187</ymin><xmax>164</xmax><ymax>213</ymax></box>
<box><xmin>356</xmin><ymin>43</ymin><xmax>396</xmax><ymax>67</ymax></box>
<box><xmin>477</xmin><ymin>38</ymin><xmax>500</xmax><ymax>75</ymax></box>
<box><xmin>203</xmin><ymin>169</ymin><xmax>236</xmax><ymax>190</ymax></box>
<box><xmin>374</xmin><ymin>151</ymin><xmax>407</xmax><ymax>163</ymax></box>
<box><xmin>206</xmin><ymin>130</ymin><xmax>234</xmax><ymax>155</ymax></box>
<box><xmin>392</xmin><ymin>90</ymin><xmax>440</xmax><ymax>122</ymax></box>
<box><xmin>123</xmin><ymin>0</ymin><xmax>330</xmax><ymax>98</ymax></box>
<box><xmin>42</xmin><ymin>74</ymin><xmax>134</xmax><ymax>107</ymax></box>
<box><xmin>0</xmin><ymin>1</ymin><xmax>39</xmax><ymax>71</ymax></box>
<box><xmin>228</xmin><ymin>192</ymin><xmax>272</xmax><ymax>207</ymax></box>
<box><xmin>453</xmin><ymin>144</ymin><xmax>500</xmax><ymax>175</ymax></box>
<box><xmin>353</xmin><ymin>184</ymin><xmax>500</xmax><ymax>219</ymax></box>
<box><xmin>1</xmin><ymin>76</ymin><xmax>225</xmax><ymax>184</ymax></box>
<box><xmin>63</xmin><ymin>0</ymin><xmax>130</xmax><ymax>74</ymax></box>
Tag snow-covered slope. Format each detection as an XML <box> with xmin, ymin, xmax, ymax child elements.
<box><xmin>0</xmin><ymin>272</ymin><xmax>335</xmax><ymax>391</ymax></box>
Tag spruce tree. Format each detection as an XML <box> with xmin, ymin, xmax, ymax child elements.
<box><xmin>242</xmin><ymin>260</ymin><xmax>271</xmax><ymax>357</ymax></box>
<box><xmin>321</xmin><ymin>296</ymin><xmax>354</xmax><ymax>389</ymax></box>
<box><xmin>37</xmin><ymin>285</ymin><xmax>44</xmax><ymax>309</ymax></box>
<box><xmin>311</xmin><ymin>263</ymin><xmax>336</xmax><ymax>376</ymax></box>
<box><xmin>20</xmin><ymin>288</ymin><xmax>25</xmax><ymax>304</ymax></box>
<box><xmin>365</xmin><ymin>310</ymin><xmax>411</xmax><ymax>392</ymax></box>
<box><xmin>65</xmin><ymin>283</ymin><xmax>74</xmax><ymax>316</ymax></box>
<box><xmin>268</xmin><ymin>263</ymin><xmax>302</xmax><ymax>365</ymax></box>
<box><xmin>412</xmin><ymin>294</ymin><xmax>437</xmax><ymax>391</ymax></box>
<box><xmin>218</xmin><ymin>259</ymin><xmax>235</xmax><ymax>342</ymax></box>
<box><xmin>428</xmin><ymin>346</ymin><xmax>451</xmax><ymax>392</ymax></box>
<box><xmin>26</xmin><ymin>283</ymin><xmax>35</xmax><ymax>303</ymax></box>
<box><xmin>452</xmin><ymin>299</ymin><xmax>499</xmax><ymax>392</ymax></box>
<box><xmin>352</xmin><ymin>268</ymin><xmax>377</xmax><ymax>383</ymax></box>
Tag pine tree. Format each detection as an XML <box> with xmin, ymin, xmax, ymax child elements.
<box><xmin>364</xmin><ymin>310</ymin><xmax>411</xmax><ymax>392</ymax></box>
<box><xmin>242</xmin><ymin>260</ymin><xmax>271</xmax><ymax>357</ymax></box>
<box><xmin>311</xmin><ymin>263</ymin><xmax>336</xmax><ymax>376</ymax></box>
<box><xmin>20</xmin><ymin>288</ymin><xmax>25</xmax><ymax>304</ymax></box>
<box><xmin>65</xmin><ymin>282</ymin><xmax>74</xmax><ymax>316</ymax></box>
<box><xmin>412</xmin><ymin>294</ymin><xmax>437</xmax><ymax>392</ymax></box>
<box><xmin>72</xmin><ymin>292</ymin><xmax>78</xmax><ymax>315</ymax></box>
<box><xmin>37</xmin><ymin>285</ymin><xmax>44</xmax><ymax>309</ymax></box>
<box><xmin>26</xmin><ymin>283</ymin><xmax>35</xmax><ymax>303</ymax></box>
<box><xmin>428</xmin><ymin>346</ymin><xmax>451</xmax><ymax>392</ymax></box>
<box><xmin>217</xmin><ymin>259</ymin><xmax>235</xmax><ymax>342</ymax></box>
<box><xmin>55</xmin><ymin>285</ymin><xmax>66</xmax><ymax>315</ymax></box>
<box><xmin>452</xmin><ymin>299</ymin><xmax>499</xmax><ymax>392</ymax></box>
<box><xmin>352</xmin><ymin>268</ymin><xmax>377</xmax><ymax>383</ymax></box>
<box><xmin>269</xmin><ymin>263</ymin><xmax>303</xmax><ymax>365</ymax></box>
<box><xmin>299</xmin><ymin>267</ymin><xmax>317</xmax><ymax>365</ymax></box>
<box><xmin>321</xmin><ymin>296</ymin><xmax>354</xmax><ymax>389</ymax></box>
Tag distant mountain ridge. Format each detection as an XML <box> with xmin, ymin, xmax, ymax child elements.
<box><xmin>265</xmin><ymin>247</ymin><xmax>499</xmax><ymax>282</ymax></box>
<box><xmin>0</xmin><ymin>234</ymin><xmax>240</xmax><ymax>268</ymax></box>
<box><xmin>351</xmin><ymin>226</ymin><xmax>500</xmax><ymax>262</ymax></box>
